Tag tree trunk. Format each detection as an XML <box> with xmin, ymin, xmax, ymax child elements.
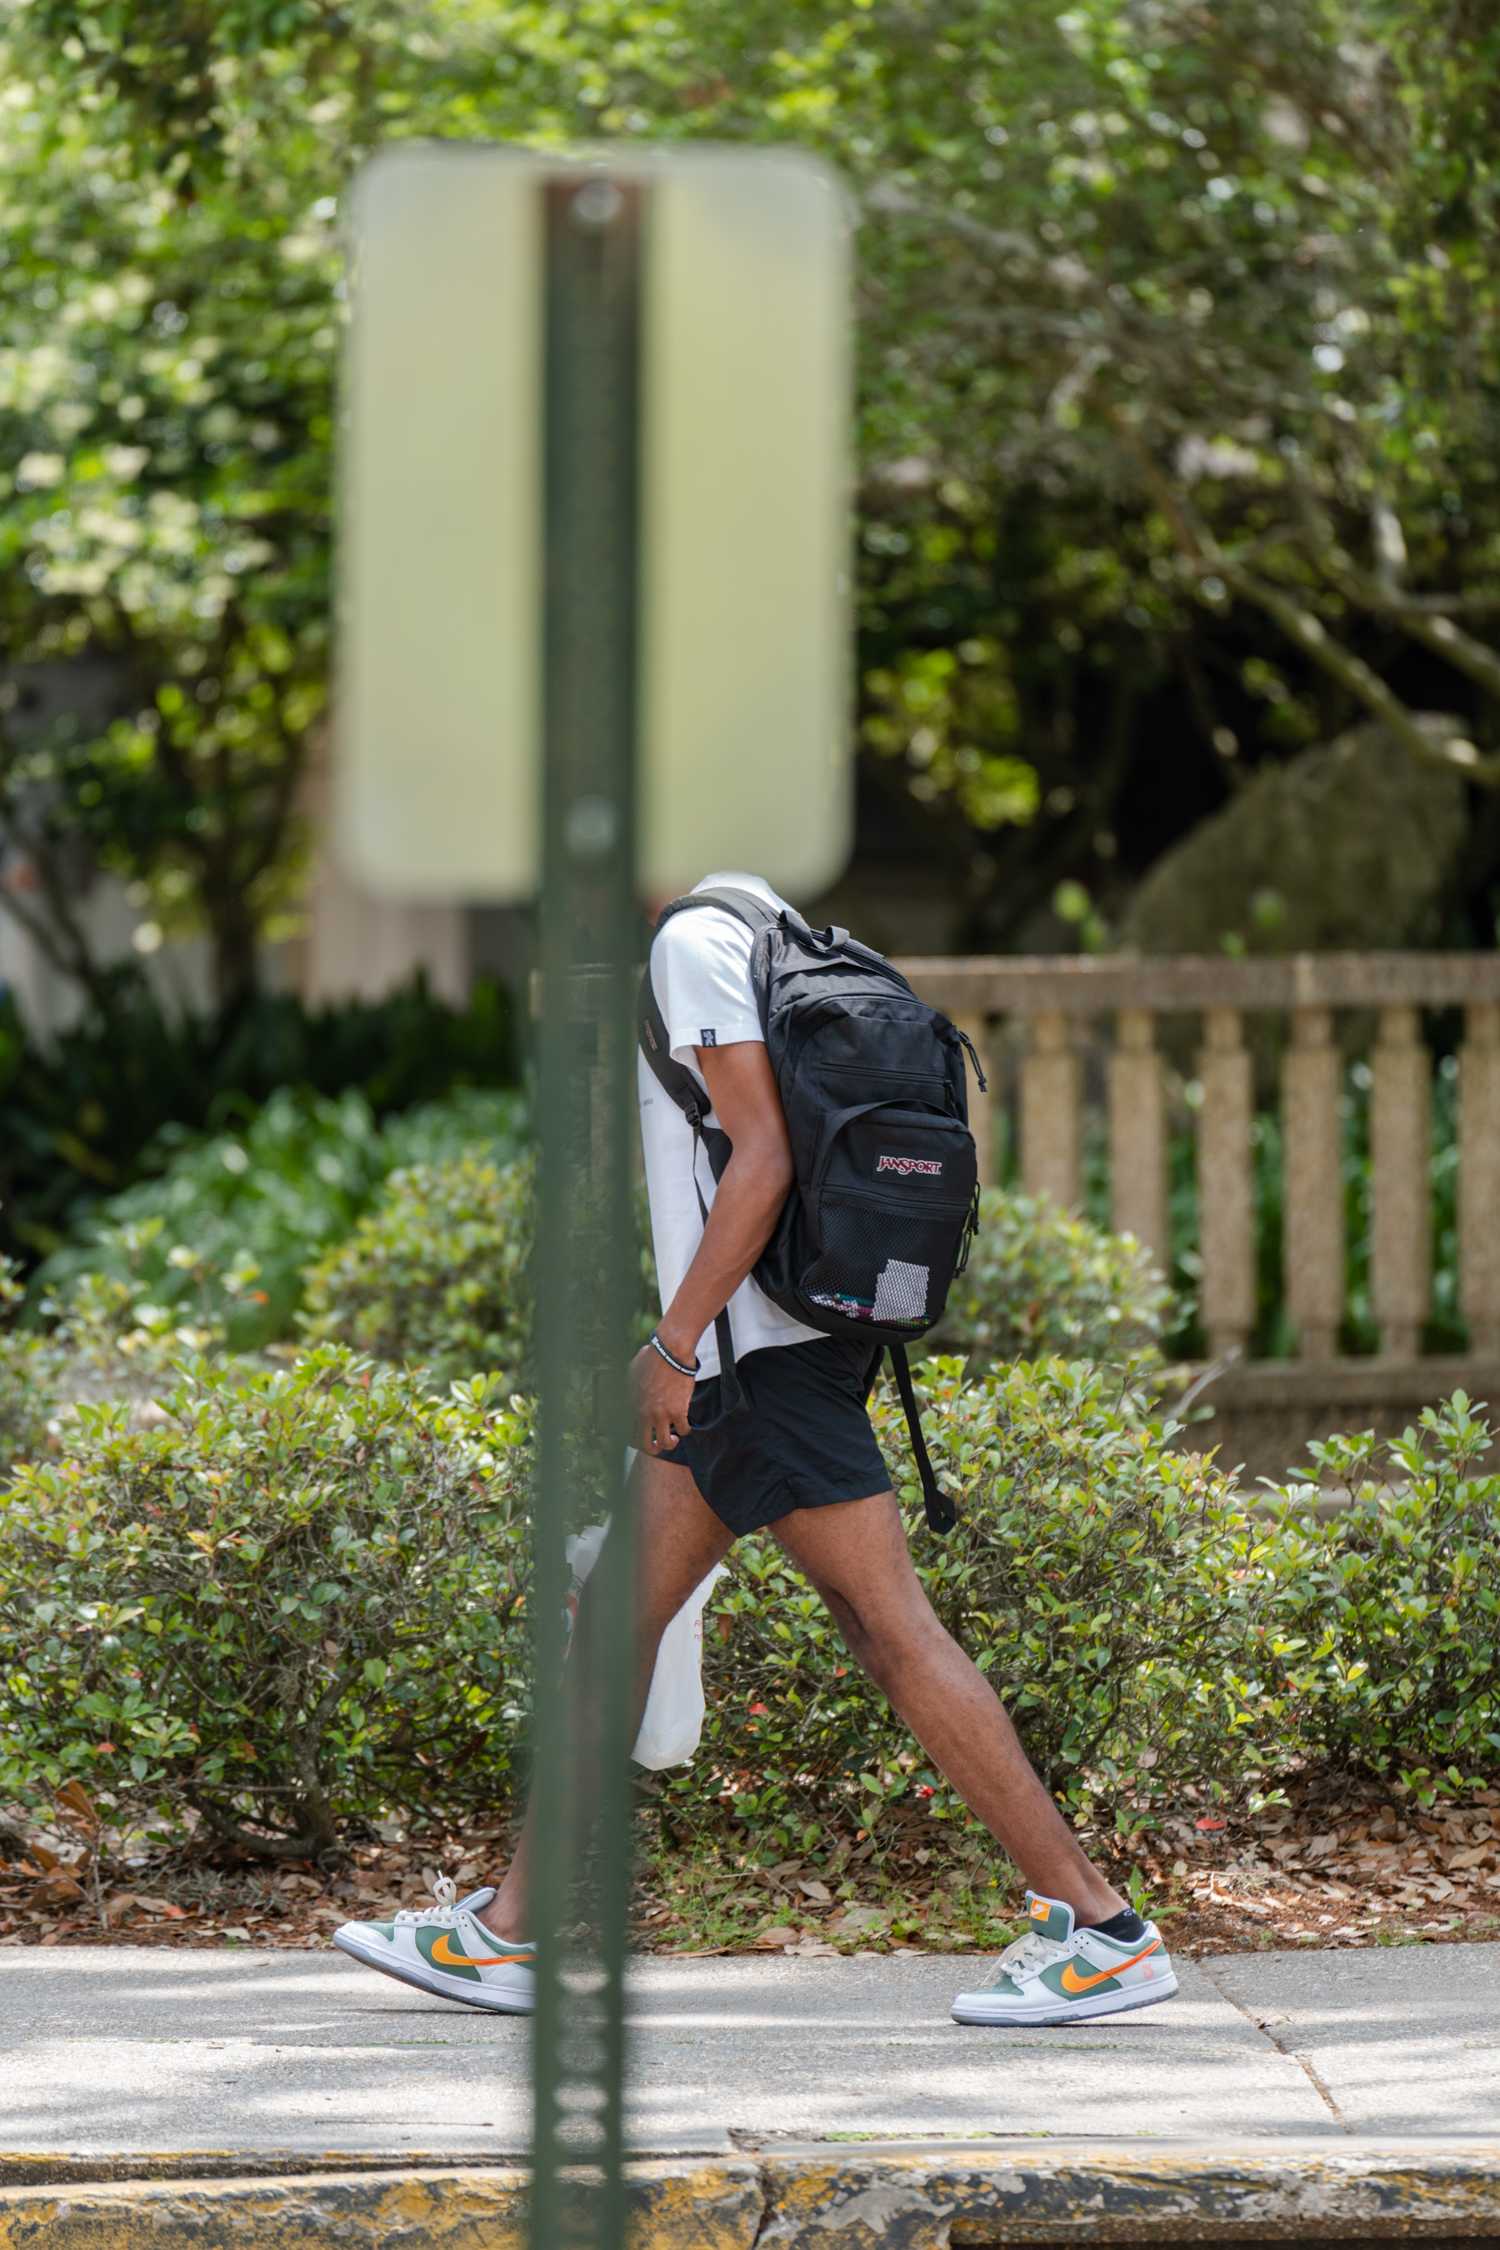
<box><xmin>209</xmin><ymin>895</ymin><xmax>261</xmax><ymax>1022</ymax></box>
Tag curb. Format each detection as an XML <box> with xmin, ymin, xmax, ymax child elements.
<box><xmin>3</xmin><ymin>2143</ymin><xmax>1500</xmax><ymax>2246</ymax></box>
<box><xmin>758</xmin><ymin>2142</ymin><xmax>1500</xmax><ymax>2242</ymax></box>
<box><xmin>0</xmin><ymin>2159</ymin><xmax>761</xmax><ymax>2250</ymax></box>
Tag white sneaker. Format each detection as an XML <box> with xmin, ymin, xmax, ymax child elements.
<box><xmin>952</xmin><ymin>1891</ymin><xmax>1178</xmax><ymax>2027</ymax></box>
<box><xmin>332</xmin><ymin>1875</ymin><xmax>535</xmax><ymax>2013</ymax></box>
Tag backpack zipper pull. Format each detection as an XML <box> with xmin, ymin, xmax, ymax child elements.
<box><xmin>956</xmin><ymin>1026</ymin><xmax>988</xmax><ymax>1092</ymax></box>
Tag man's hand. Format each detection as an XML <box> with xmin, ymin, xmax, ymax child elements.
<box><xmin>632</xmin><ymin>1341</ymin><xmax>695</xmax><ymax>1456</ymax></box>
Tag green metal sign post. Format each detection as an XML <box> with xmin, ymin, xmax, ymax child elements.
<box><xmin>528</xmin><ymin>173</ymin><xmax>645</xmax><ymax>2250</ymax></box>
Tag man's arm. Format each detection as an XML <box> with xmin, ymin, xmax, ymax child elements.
<box><xmin>632</xmin><ymin>1041</ymin><xmax>794</xmax><ymax>1455</ymax></box>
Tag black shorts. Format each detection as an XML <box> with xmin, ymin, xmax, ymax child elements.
<box><xmin>664</xmin><ymin>1336</ymin><xmax>891</xmax><ymax>1537</ymax></box>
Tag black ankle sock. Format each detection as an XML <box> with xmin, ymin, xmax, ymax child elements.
<box><xmin>1082</xmin><ymin>1907</ymin><xmax>1147</xmax><ymax>1943</ymax></box>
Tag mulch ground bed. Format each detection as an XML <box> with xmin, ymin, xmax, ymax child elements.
<box><xmin>4</xmin><ymin>1771</ymin><xmax>1499</xmax><ymax>1955</ymax></box>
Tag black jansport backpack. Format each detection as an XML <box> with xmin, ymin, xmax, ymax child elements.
<box><xmin>638</xmin><ymin>886</ymin><xmax>985</xmax><ymax>1533</ymax></box>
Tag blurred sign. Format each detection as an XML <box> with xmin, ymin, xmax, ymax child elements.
<box><xmin>338</xmin><ymin>144</ymin><xmax>852</xmax><ymax>902</ymax></box>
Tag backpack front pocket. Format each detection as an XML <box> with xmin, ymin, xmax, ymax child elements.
<box><xmin>798</xmin><ymin>1102</ymin><xmax>977</xmax><ymax>1334</ymax></box>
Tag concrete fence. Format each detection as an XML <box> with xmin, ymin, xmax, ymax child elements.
<box><xmin>895</xmin><ymin>952</ymin><xmax>1500</xmax><ymax>1480</ymax></box>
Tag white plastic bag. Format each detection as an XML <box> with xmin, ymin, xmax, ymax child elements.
<box><xmin>630</xmin><ymin>1559</ymin><xmax>726</xmax><ymax>1769</ymax></box>
<box><xmin>565</xmin><ymin>1490</ymin><xmax>726</xmax><ymax>1772</ymax></box>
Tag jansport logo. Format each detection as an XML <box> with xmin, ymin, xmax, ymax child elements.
<box><xmin>877</xmin><ymin>1155</ymin><xmax>943</xmax><ymax>1177</ymax></box>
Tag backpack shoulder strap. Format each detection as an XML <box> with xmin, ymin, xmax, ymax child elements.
<box><xmin>655</xmin><ymin>886</ymin><xmax>780</xmax><ymax>945</ymax></box>
<box><xmin>682</xmin><ymin>885</ymin><xmax>780</xmax><ymax>935</ymax></box>
<box><xmin>637</xmin><ymin>891</ymin><xmax>779</xmax><ymax>1417</ymax></box>
<box><xmin>638</xmin><ymin>889</ymin><xmax>778</xmax><ymax>1119</ymax></box>
<box><xmin>638</xmin><ymin>967</ymin><xmax>706</xmax><ymax>1127</ymax></box>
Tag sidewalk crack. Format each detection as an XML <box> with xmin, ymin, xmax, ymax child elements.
<box><xmin>1197</xmin><ymin>1959</ymin><xmax>1351</xmax><ymax>2133</ymax></box>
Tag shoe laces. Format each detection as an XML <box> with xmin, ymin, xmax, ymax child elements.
<box><xmin>978</xmin><ymin>1927</ymin><xmax>1068</xmax><ymax>1990</ymax></box>
<box><xmin>394</xmin><ymin>1873</ymin><xmax>461</xmax><ymax>1928</ymax></box>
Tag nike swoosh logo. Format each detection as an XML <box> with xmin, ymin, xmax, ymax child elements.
<box><xmin>430</xmin><ymin>1932</ymin><xmax>534</xmax><ymax>1970</ymax></box>
<box><xmin>1059</xmin><ymin>1939</ymin><xmax>1160</xmax><ymax>1995</ymax></box>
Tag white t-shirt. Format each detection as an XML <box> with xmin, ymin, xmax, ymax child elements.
<box><xmin>638</xmin><ymin>871</ymin><xmax>824</xmax><ymax>1379</ymax></box>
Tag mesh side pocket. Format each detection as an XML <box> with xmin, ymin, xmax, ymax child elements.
<box><xmin>801</xmin><ymin>1194</ymin><xmax>947</xmax><ymax>1329</ymax></box>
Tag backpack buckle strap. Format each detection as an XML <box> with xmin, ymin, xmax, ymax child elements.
<box><xmin>889</xmin><ymin>1343</ymin><xmax>957</xmax><ymax>1536</ymax></box>
<box><xmin>955</xmin><ymin>1183</ymin><xmax>981</xmax><ymax>1277</ymax></box>
<box><xmin>955</xmin><ymin>1025</ymin><xmax>989</xmax><ymax>1094</ymax></box>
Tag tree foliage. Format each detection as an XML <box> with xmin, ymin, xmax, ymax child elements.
<box><xmin>1</xmin><ymin>0</ymin><xmax>1496</xmax><ymax>982</ymax></box>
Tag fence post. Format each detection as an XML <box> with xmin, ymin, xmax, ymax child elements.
<box><xmin>1109</xmin><ymin>1007</ymin><xmax>1168</xmax><ymax>1268</ymax></box>
<box><xmin>1282</xmin><ymin>1005</ymin><xmax>1344</xmax><ymax>1361</ymax></box>
<box><xmin>1371</xmin><ymin>1003</ymin><xmax>1431</xmax><ymax>1360</ymax></box>
<box><xmin>1197</xmin><ymin>1006</ymin><xmax>1255</xmax><ymax>1361</ymax></box>
<box><xmin>1460</xmin><ymin>1001</ymin><xmax>1500</xmax><ymax>1356</ymax></box>
<box><xmin>1020</xmin><ymin>1009</ymin><xmax>1081</xmax><ymax>1209</ymax></box>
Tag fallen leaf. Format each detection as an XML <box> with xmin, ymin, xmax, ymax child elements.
<box><xmin>832</xmin><ymin>1904</ymin><xmax>889</xmax><ymax>1933</ymax></box>
<box><xmin>54</xmin><ymin>1781</ymin><xmax>100</xmax><ymax>1832</ymax></box>
<box><xmin>31</xmin><ymin>1873</ymin><xmax>84</xmax><ymax>1908</ymax></box>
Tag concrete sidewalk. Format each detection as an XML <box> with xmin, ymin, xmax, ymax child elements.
<box><xmin>3</xmin><ymin>1943</ymin><xmax>1498</xmax><ymax>2242</ymax></box>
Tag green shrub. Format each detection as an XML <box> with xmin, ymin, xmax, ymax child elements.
<box><xmin>0</xmin><ymin>973</ymin><xmax>518</xmax><ymax>1270</ymax></box>
<box><xmin>677</xmin><ymin>1356</ymin><xmax>1272</xmax><ymax>1854</ymax></box>
<box><xmin>301</xmin><ymin>1155</ymin><xmax>657</xmax><ymax>1384</ymax></box>
<box><xmin>378</xmin><ymin>1085</ymin><xmax>530</xmax><ymax>1173</ymax></box>
<box><xmin>937</xmin><ymin>1190</ymin><xmax>1174</xmax><ymax>1372</ymax></box>
<box><xmin>0</xmin><ymin>1347</ymin><xmax>532</xmax><ymax>1858</ymax></box>
<box><xmin>35</xmin><ymin>1090</ymin><xmax>390</xmax><ymax>1350</ymax></box>
<box><xmin>300</xmin><ymin>1153</ymin><xmax>535</xmax><ymax>1386</ymax></box>
<box><xmin>1</xmin><ymin>1239</ymin><xmax>223</xmax><ymax>1481</ymax></box>
<box><xmin>33</xmin><ymin>1086</ymin><xmax>529</xmax><ymax>1353</ymax></box>
<box><xmin>1256</xmin><ymin>1393</ymin><xmax>1500</xmax><ymax>1799</ymax></box>
<box><xmin>10</xmin><ymin>1337</ymin><xmax>1497</xmax><ymax>1869</ymax></box>
<box><xmin>0</xmin><ymin>1252</ymin><xmax>58</xmax><ymax>1478</ymax></box>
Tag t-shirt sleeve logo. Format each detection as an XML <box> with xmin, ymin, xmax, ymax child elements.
<box><xmin>699</xmin><ymin>1028</ymin><xmax>717</xmax><ymax>1045</ymax></box>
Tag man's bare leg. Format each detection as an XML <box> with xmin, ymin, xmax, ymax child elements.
<box><xmin>773</xmin><ymin>1490</ymin><xmax>1125</xmax><ymax>1924</ymax></box>
<box><xmin>477</xmin><ymin>1450</ymin><xmax>735</xmax><ymax>1941</ymax></box>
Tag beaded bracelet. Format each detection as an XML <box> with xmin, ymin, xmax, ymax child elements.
<box><xmin>648</xmin><ymin>1331</ymin><xmax>700</xmax><ymax>1379</ymax></box>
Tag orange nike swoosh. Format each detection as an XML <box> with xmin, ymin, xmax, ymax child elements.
<box><xmin>1058</xmin><ymin>1939</ymin><xmax>1160</xmax><ymax>1995</ymax></box>
<box><xmin>430</xmin><ymin>1932</ymin><xmax>534</xmax><ymax>1969</ymax></box>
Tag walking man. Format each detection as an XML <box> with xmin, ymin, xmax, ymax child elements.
<box><xmin>334</xmin><ymin>872</ymin><xmax>1178</xmax><ymax>2028</ymax></box>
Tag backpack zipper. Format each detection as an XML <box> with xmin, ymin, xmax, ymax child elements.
<box><xmin>955</xmin><ymin>1026</ymin><xmax>988</xmax><ymax>1092</ymax></box>
<box><xmin>816</xmin><ymin>1178</ymin><xmax>975</xmax><ymax>1217</ymax></box>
